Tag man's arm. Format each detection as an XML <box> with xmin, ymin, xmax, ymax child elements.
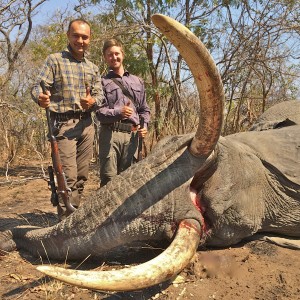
<box><xmin>82</xmin><ymin>64</ymin><xmax>105</xmax><ymax>111</ymax></box>
<box><xmin>31</xmin><ymin>56</ymin><xmax>54</xmax><ymax>106</ymax></box>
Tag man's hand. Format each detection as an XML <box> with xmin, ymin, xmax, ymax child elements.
<box><xmin>138</xmin><ymin>127</ymin><xmax>147</xmax><ymax>138</ymax></box>
<box><xmin>121</xmin><ymin>101</ymin><xmax>133</xmax><ymax>119</ymax></box>
<box><xmin>38</xmin><ymin>91</ymin><xmax>51</xmax><ymax>108</ymax></box>
<box><xmin>80</xmin><ymin>86</ymin><xmax>96</xmax><ymax>110</ymax></box>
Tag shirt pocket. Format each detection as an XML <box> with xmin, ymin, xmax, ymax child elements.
<box><xmin>104</xmin><ymin>83</ymin><xmax>120</xmax><ymax>108</ymax></box>
<box><xmin>130</xmin><ymin>83</ymin><xmax>142</xmax><ymax>104</ymax></box>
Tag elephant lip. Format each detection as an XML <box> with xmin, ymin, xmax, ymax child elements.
<box><xmin>190</xmin><ymin>186</ymin><xmax>210</xmax><ymax>236</ymax></box>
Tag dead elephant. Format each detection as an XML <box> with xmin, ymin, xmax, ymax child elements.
<box><xmin>0</xmin><ymin>14</ymin><xmax>299</xmax><ymax>292</ymax></box>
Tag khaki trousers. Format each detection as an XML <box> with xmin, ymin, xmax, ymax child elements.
<box><xmin>52</xmin><ymin>116</ymin><xmax>94</xmax><ymax>209</ymax></box>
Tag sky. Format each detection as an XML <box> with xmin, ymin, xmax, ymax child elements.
<box><xmin>32</xmin><ymin>0</ymin><xmax>80</xmax><ymax>25</ymax></box>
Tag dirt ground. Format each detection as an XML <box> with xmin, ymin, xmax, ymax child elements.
<box><xmin>0</xmin><ymin>160</ymin><xmax>299</xmax><ymax>300</ymax></box>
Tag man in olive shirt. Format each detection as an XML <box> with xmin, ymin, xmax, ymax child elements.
<box><xmin>96</xmin><ymin>39</ymin><xmax>150</xmax><ymax>187</ymax></box>
<box><xmin>31</xmin><ymin>19</ymin><xmax>103</xmax><ymax>220</ymax></box>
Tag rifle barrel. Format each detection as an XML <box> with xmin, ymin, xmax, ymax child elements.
<box><xmin>40</xmin><ymin>80</ymin><xmax>76</xmax><ymax>214</ymax></box>
<box><xmin>138</xmin><ymin>117</ymin><xmax>145</xmax><ymax>161</ymax></box>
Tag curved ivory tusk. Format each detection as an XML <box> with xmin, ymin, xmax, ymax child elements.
<box><xmin>37</xmin><ymin>220</ymin><xmax>200</xmax><ymax>291</ymax></box>
<box><xmin>152</xmin><ymin>14</ymin><xmax>224</xmax><ymax>157</ymax></box>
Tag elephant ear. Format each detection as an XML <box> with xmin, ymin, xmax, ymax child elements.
<box><xmin>152</xmin><ymin>14</ymin><xmax>224</xmax><ymax>157</ymax></box>
<box><xmin>249</xmin><ymin>119</ymin><xmax>296</xmax><ymax>131</ymax></box>
<box><xmin>250</xmin><ymin>100</ymin><xmax>300</xmax><ymax>131</ymax></box>
<box><xmin>238</xmin><ymin>100</ymin><xmax>300</xmax><ymax>185</ymax></box>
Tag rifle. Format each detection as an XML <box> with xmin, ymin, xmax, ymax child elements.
<box><xmin>47</xmin><ymin>165</ymin><xmax>58</xmax><ymax>206</ymax></box>
<box><xmin>137</xmin><ymin>116</ymin><xmax>144</xmax><ymax>161</ymax></box>
<box><xmin>40</xmin><ymin>80</ymin><xmax>76</xmax><ymax>214</ymax></box>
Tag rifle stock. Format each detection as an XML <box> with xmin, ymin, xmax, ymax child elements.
<box><xmin>137</xmin><ymin>116</ymin><xmax>144</xmax><ymax>161</ymax></box>
<box><xmin>40</xmin><ymin>80</ymin><xmax>75</xmax><ymax>214</ymax></box>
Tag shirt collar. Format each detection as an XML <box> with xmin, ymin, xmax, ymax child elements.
<box><xmin>65</xmin><ymin>45</ymin><xmax>86</xmax><ymax>62</ymax></box>
<box><xmin>107</xmin><ymin>69</ymin><xmax>130</xmax><ymax>78</ymax></box>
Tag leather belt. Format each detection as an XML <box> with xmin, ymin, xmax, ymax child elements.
<box><xmin>50</xmin><ymin>111</ymin><xmax>91</xmax><ymax>122</ymax></box>
<box><xmin>101</xmin><ymin>121</ymin><xmax>138</xmax><ymax>133</ymax></box>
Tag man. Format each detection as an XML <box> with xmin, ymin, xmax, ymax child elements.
<box><xmin>31</xmin><ymin>19</ymin><xmax>103</xmax><ymax>220</ymax></box>
<box><xmin>96</xmin><ymin>38</ymin><xmax>150</xmax><ymax>187</ymax></box>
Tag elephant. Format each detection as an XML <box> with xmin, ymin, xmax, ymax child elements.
<box><xmin>0</xmin><ymin>14</ymin><xmax>299</xmax><ymax>292</ymax></box>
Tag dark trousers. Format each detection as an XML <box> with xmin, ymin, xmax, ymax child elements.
<box><xmin>99</xmin><ymin>125</ymin><xmax>138</xmax><ymax>187</ymax></box>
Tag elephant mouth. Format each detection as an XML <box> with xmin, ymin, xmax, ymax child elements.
<box><xmin>36</xmin><ymin>13</ymin><xmax>224</xmax><ymax>291</ymax></box>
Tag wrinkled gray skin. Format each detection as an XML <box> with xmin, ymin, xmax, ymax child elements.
<box><xmin>1</xmin><ymin>100</ymin><xmax>299</xmax><ymax>259</ymax></box>
<box><xmin>196</xmin><ymin>100</ymin><xmax>300</xmax><ymax>246</ymax></box>
<box><xmin>0</xmin><ymin>135</ymin><xmax>204</xmax><ymax>260</ymax></box>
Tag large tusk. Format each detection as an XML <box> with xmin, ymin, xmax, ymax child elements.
<box><xmin>37</xmin><ymin>220</ymin><xmax>200</xmax><ymax>291</ymax></box>
<box><xmin>152</xmin><ymin>14</ymin><xmax>224</xmax><ymax>157</ymax></box>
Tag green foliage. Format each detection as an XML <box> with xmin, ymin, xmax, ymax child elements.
<box><xmin>220</xmin><ymin>0</ymin><xmax>242</xmax><ymax>7</ymax></box>
<box><xmin>30</xmin><ymin>25</ymin><xmax>68</xmax><ymax>63</ymax></box>
<box><xmin>124</xmin><ymin>52</ymin><xmax>150</xmax><ymax>78</ymax></box>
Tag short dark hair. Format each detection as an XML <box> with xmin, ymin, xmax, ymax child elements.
<box><xmin>102</xmin><ymin>38</ymin><xmax>124</xmax><ymax>55</ymax></box>
<box><xmin>67</xmin><ymin>19</ymin><xmax>91</xmax><ymax>33</ymax></box>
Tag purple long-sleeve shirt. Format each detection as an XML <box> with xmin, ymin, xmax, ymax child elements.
<box><xmin>96</xmin><ymin>70</ymin><xmax>150</xmax><ymax>128</ymax></box>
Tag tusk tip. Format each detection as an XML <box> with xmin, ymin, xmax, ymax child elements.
<box><xmin>37</xmin><ymin>265</ymin><xmax>59</xmax><ymax>276</ymax></box>
<box><xmin>151</xmin><ymin>14</ymin><xmax>171</xmax><ymax>27</ymax></box>
<box><xmin>37</xmin><ymin>265</ymin><xmax>49</xmax><ymax>272</ymax></box>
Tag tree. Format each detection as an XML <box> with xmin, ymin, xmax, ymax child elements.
<box><xmin>216</xmin><ymin>0</ymin><xmax>300</xmax><ymax>134</ymax></box>
<box><xmin>0</xmin><ymin>0</ymin><xmax>47</xmax><ymax>169</ymax></box>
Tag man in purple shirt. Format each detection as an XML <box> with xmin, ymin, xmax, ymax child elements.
<box><xmin>96</xmin><ymin>39</ymin><xmax>151</xmax><ymax>187</ymax></box>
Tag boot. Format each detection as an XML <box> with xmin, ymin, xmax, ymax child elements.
<box><xmin>57</xmin><ymin>203</ymin><xmax>79</xmax><ymax>221</ymax></box>
<box><xmin>57</xmin><ymin>205</ymin><xmax>67</xmax><ymax>222</ymax></box>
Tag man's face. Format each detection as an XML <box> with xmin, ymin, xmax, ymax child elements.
<box><xmin>104</xmin><ymin>46</ymin><xmax>124</xmax><ymax>71</ymax></box>
<box><xmin>67</xmin><ymin>21</ymin><xmax>91</xmax><ymax>60</ymax></box>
